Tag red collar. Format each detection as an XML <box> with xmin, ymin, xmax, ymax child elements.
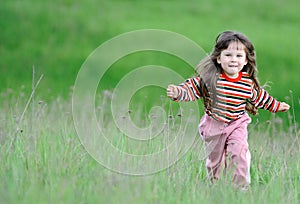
<box><xmin>221</xmin><ymin>72</ymin><xmax>242</xmax><ymax>82</ymax></box>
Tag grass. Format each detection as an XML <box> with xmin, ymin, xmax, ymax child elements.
<box><xmin>0</xmin><ymin>89</ymin><xmax>299</xmax><ymax>204</ymax></box>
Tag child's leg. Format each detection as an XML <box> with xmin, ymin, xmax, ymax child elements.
<box><xmin>199</xmin><ymin>114</ymin><xmax>227</xmax><ymax>183</ymax></box>
<box><xmin>206</xmin><ymin>147</ymin><xmax>226</xmax><ymax>183</ymax></box>
<box><xmin>225</xmin><ymin>114</ymin><xmax>251</xmax><ymax>188</ymax></box>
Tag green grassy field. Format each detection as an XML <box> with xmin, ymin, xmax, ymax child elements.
<box><xmin>1</xmin><ymin>93</ymin><xmax>299</xmax><ymax>203</ymax></box>
<box><xmin>1</xmin><ymin>0</ymin><xmax>299</xmax><ymax>97</ymax></box>
<box><xmin>1</xmin><ymin>0</ymin><xmax>300</xmax><ymax>203</ymax></box>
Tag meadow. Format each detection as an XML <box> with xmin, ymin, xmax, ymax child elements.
<box><xmin>1</xmin><ymin>0</ymin><xmax>300</xmax><ymax>203</ymax></box>
<box><xmin>0</xmin><ymin>90</ymin><xmax>299</xmax><ymax>204</ymax></box>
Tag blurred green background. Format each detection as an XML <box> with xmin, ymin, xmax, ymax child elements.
<box><xmin>1</xmin><ymin>0</ymin><xmax>299</xmax><ymax>112</ymax></box>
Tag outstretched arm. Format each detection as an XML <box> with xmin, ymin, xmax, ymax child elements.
<box><xmin>251</xmin><ymin>86</ymin><xmax>290</xmax><ymax>113</ymax></box>
<box><xmin>166</xmin><ymin>77</ymin><xmax>201</xmax><ymax>101</ymax></box>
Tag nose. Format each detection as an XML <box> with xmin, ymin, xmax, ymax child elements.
<box><xmin>231</xmin><ymin>56</ymin><xmax>237</xmax><ymax>62</ymax></box>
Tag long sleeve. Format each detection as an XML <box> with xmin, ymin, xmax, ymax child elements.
<box><xmin>174</xmin><ymin>76</ymin><xmax>202</xmax><ymax>101</ymax></box>
<box><xmin>250</xmin><ymin>87</ymin><xmax>281</xmax><ymax>113</ymax></box>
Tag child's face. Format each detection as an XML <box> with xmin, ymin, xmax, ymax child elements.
<box><xmin>217</xmin><ymin>41</ymin><xmax>248</xmax><ymax>78</ymax></box>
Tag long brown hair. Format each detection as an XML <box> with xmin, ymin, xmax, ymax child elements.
<box><xmin>196</xmin><ymin>31</ymin><xmax>260</xmax><ymax>115</ymax></box>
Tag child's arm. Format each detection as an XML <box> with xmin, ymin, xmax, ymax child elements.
<box><xmin>251</xmin><ymin>87</ymin><xmax>290</xmax><ymax>112</ymax></box>
<box><xmin>167</xmin><ymin>77</ymin><xmax>201</xmax><ymax>101</ymax></box>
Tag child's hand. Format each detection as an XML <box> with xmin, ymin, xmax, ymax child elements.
<box><xmin>167</xmin><ymin>84</ymin><xmax>179</xmax><ymax>99</ymax></box>
<box><xmin>278</xmin><ymin>102</ymin><xmax>290</xmax><ymax>112</ymax></box>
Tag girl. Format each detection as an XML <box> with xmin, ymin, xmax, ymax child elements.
<box><xmin>167</xmin><ymin>30</ymin><xmax>290</xmax><ymax>190</ymax></box>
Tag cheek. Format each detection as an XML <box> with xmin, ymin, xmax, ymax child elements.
<box><xmin>242</xmin><ymin>58</ymin><xmax>247</xmax><ymax>65</ymax></box>
<box><xmin>221</xmin><ymin>58</ymin><xmax>230</xmax><ymax>64</ymax></box>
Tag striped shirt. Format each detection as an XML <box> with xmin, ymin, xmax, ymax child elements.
<box><xmin>174</xmin><ymin>71</ymin><xmax>281</xmax><ymax>123</ymax></box>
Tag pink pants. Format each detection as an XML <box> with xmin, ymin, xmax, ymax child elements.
<box><xmin>199</xmin><ymin>113</ymin><xmax>251</xmax><ymax>187</ymax></box>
